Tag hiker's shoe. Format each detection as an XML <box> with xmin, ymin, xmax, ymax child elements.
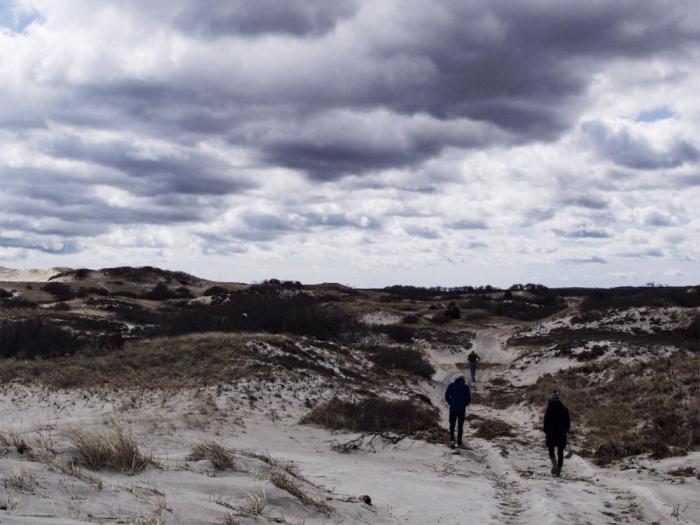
<box><xmin>449</xmin><ymin>440</ymin><xmax>455</xmax><ymax>449</ymax></box>
<box><xmin>555</xmin><ymin>466</ymin><xmax>562</xmax><ymax>477</ymax></box>
<box><xmin>550</xmin><ymin>457</ymin><xmax>558</xmax><ymax>475</ymax></box>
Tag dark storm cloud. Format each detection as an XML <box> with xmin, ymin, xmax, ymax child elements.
<box><xmin>30</xmin><ymin>1</ymin><xmax>700</xmax><ymax>181</ymax></box>
<box><xmin>403</xmin><ymin>225</ymin><xmax>441</xmax><ymax>239</ymax></box>
<box><xmin>620</xmin><ymin>248</ymin><xmax>664</xmax><ymax>258</ymax></box>
<box><xmin>225</xmin><ymin>209</ymin><xmax>383</xmax><ymax>242</ymax></box>
<box><xmin>0</xmin><ymin>235</ymin><xmax>79</xmax><ymax>254</ymax></box>
<box><xmin>558</xmin><ymin>194</ymin><xmax>609</xmax><ymax>210</ymax></box>
<box><xmin>3</xmin><ymin>0</ymin><xmax>700</xmax><ymax>259</ymax></box>
<box><xmin>174</xmin><ymin>0</ymin><xmax>358</xmax><ymax>37</ymax></box>
<box><xmin>582</xmin><ymin>121</ymin><xmax>700</xmax><ymax>170</ymax></box>
<box><xmin>673</xmin><ymin>173</ymin><xmax>700</xmax><ymax>188</ymax></box>
<box><xmin>47</xmin><ymin>135</ymin><xmax>256</xmax><ymax>196</ymax></box>
<box><xmin>449</xmin><ymin>219</ymin><xmax>489</xmax><ymax>230</ymax></box>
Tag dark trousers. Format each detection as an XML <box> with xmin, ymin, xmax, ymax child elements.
<box><xmin>449</xmin><ymin>411</ymin><xmax>465</xmax><ymax>444</ymax></box>
<box><xmin>548</xmin><ymin>445</ymin><xmax>564</xmax><ymax>468</ymax></box>
<box><xmin>469</xmin><ymin>363</ymin><xmax>477</xmax><ymax>381</ymax></box>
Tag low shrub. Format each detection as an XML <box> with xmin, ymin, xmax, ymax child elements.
<box><xmin>203</xmin><ymin>286</ymin><xmax>228</xmax><ymax>296</ymax></box>
<box><xmin>141</xmin><ymin>283</ymin><xmax>180</xmax><ymax>300</ymax></box>
<box><xmin>0</xmin><ymin>288</ymin><xmax>12</xmax><ymax>299</ymax></box>
<box><xmin>431</xmin><ymin>313</ymin><xmax>450</xmax><ymax>325</ymax></box>
<box><xmin>471</xmin><ymin>416</ymin><xmax>515</xmax><ymax>440</ymax></box>
<box><xmin>0</xmin><ymin>297</ymin><xmax>38</xmax><ymax>309</ymax></box>
<box><xmin>444</xmin><ymin>302</ymin><xmax>461</xmax><ymax>319</ymax></box>
<box><xmin>302</xmin><ymin>396</ymin><xmax>439</xmax><ymax>435</ymax></box>
<box><xmin>41</xmin><ymin>282</ymin><xmax>74</xmax><ymax>301</ymax></box>
<box><xmin>369</xmin><ymin>346</ymin><xmax>435</xmax><ymax>379</ymax></box>
<box><xmin>373</xmin><ymin>324</ymin><xmax>413</xmax><ymax>343</ymax></box>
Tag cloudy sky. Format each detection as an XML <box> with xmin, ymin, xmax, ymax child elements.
<box><xmin>1</xmin><ymin>0</ymin><xmax>699</xmax><ymax>287</ymax></box>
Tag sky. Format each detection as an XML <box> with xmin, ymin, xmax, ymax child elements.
<box><xmin>1</xmin><ymin>0</ymin><xmax>699</xmax><ymax>288</ymax></box>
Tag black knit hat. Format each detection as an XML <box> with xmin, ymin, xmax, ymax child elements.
<box><xmin>551</xmin><ymin>390</ymin><xmax>561</xmax><ymax>401</ymax></box>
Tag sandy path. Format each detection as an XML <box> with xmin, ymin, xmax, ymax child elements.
<box><xmin>427</xmin><ymin>325</ymin><xmax>696</xmax><ymax>525</ymax></box>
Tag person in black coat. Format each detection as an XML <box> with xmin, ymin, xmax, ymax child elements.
<box><xmin>543</xmin><ymin>390</ymin><xmax>571</xmax><ymax>476</ymax></box>
<box><xmin>445</xmin><ymin>375</ymin><xmax>471</xmax><ymax>448</ymax></box>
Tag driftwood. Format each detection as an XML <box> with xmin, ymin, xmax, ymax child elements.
<box><xmin>329</xmin><ymin>432</ymin><xmax>405</xmax><ymax>453</ymax></box>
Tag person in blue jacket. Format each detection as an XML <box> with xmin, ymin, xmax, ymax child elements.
<box><xmin>445</xmin><ymin>375</ymin><xmax>471</xmax><ymax>448</ymax></box>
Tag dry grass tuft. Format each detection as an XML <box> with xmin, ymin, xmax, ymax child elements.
<box><xmin>188</xmin><ymin>440</ymin><xmax>235</xmax><ymax>470</ymax></box>
<box><xmin>0</xmin><ymin>491</ymin><xmax>19</xmax><ymax>511</ymax></box>
<box><xmin>70</xmin><ymin>421</ymin><xmax>151</xmax><ymax>474</ymax></box>
<box><xmin>49</xmin><ymin>457</ymin><xmax>103</xmax><ymax>489</ymax></box>
<box><xmin>4</xmin><ymin>467</ymin><xmax>38</xmax><ymax>492</ymax></box>
<box><xmin>222</xmin><ymin>513</ymin><xmax>241</xmax><ymax>525</ymax></box>
<box><xmin>242</xmin><ymin>490</ymin><xmax>267</xmax><ymax>515</ymax></box>
<box><xmin>267</xmin><ymin>469</ymin><xmax>333</xmax><ymax>514</ymax></box>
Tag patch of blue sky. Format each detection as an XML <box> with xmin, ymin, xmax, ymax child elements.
<box><xmin>635</xmin><ymin>106</ymin><xmax>675</xmax><ymax>123</ymax></box>
<box><xmin>0</xmin><ymin>0</ymin><xmax>40</xmax><ymax>33</ymax></box>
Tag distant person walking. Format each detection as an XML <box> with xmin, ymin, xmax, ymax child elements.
<box><xmin>445</xmin><ymin>375</ymin><xmax>471</xmax><ymax>449</ymax></box>
<box><xmin>467</xmin><ymin>350</ymin><xmax>480</xmax><ymax>382</ymax></box>
<box><xmin>543</xmin><ymin>390</ymin><xmax>571</xmax><ymax>477</ymax></box>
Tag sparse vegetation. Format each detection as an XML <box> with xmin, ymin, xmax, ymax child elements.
<box><xmin>267</xmin><ymin>468</ymin><xmax>333</xmax><ymax>514</ymax></box>
<box><xmin>49</xmin><ymin>456</ymin><xmax>103</xmax><ymax>489</ymax></box>
<box><xmin>4</xmin><ymin>467</ymin><xmax>38</xmax><ymax>492</ymax></box>
<box><xmin>526</xmin><ymin>353</ymin><xmax>700</xmax><ymax>465</ymax></box>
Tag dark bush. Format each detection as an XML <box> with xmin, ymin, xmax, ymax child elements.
<box><xmin>0</xmin><ymin>319</ymin><xmax>85</xmax><ymax>358</ymax></box>
<box><xmin>444</xmin><ymin>302</ymin><xmax>461</xmax><ymax>319</ymax></box>
<box><xmin>369</xmin><ymin>346</ymin><xmax>435</xmax><ymax>379</ymax></box>
<box><xmin>431</xmin><ymin>313</ymin><xmax>450</xmax><ymax>325</ymax></box>
<box><xmin>374</xmin><ymin>324</ymin><xmax>413</xmax><ymax>343</ymax></box>
<box><xmin>138</xmin><ymin>292</ymin><xmax>360</xmax><ymax>339</ymax></box>
<box><xmin>41</xmin><ymin>282</ymin><xmax>74</xmax><ymax>301</ymax></box>
<box><xmin>577</xmin><ymin>345</ymin><xmax>606</xmax><ymax>361</ymax></box>
<box><xmin>0</xmin><ymin>297</ymin><xmax>38</xmax><ymax>309</ymax></box>
<box><xmin>53</xmin><ymin>302</ymin><xmax>71</xmax><ymax>311</ymax></box>
<box><xmin>401</xmin><ymin>314</ymin><xmax>420</xmax><ymax>325</ymax></box>
<box><xmin>110</xmin><ymin>290</ymin><xmax>139</xmax><ymax>298</ymax></box>
<box><xmin>302</xmin><ymin>396</ymin><xmax>439</xmax><ymax>434</ymax></box>
<box><xmin>0</xmin><ymin>288</ymin><xmax>12</xmax><ymax>299</ymax></box>
<box><xmin>175</xmin><ymin>286</ymin><xmax>194</xmax><ymax>298</ymax></box>
<box><xmin>203</xmin><ymin>286</ymin><xmax>228</xmax><ymax>296</ymax></box>
<box><xmin>78</xmin><ymin>286</ymin><xmax>110</xmax><ymax>297</ymax></box>
<box><xmin>141</xmin><ymin>283</ymin><xmax>180</xmax><ymax>300</ymax></box>
<box><xmin>581</xmin><ymin>287</ymin><xmax>699</xmax><ymax>311</ymax></box>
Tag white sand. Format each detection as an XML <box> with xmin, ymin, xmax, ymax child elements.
<box><xmin>0</xmin><ymin>323</ymin><xmax>698</xmax><ymax>524</ymax></box>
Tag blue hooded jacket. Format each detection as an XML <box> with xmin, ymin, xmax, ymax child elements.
<box><xmin>445</xmin><ymin>376</ymin><xmax>471</xmax><ymax>413</ymax></box>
